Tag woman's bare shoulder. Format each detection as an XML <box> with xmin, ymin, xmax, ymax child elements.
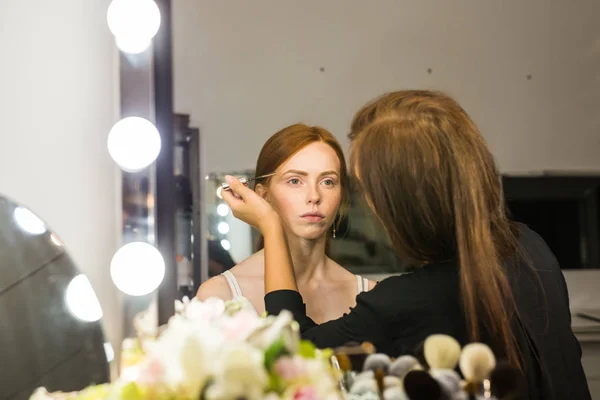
<box><xmin>196</xmin><ymin>251</ymin><xmax>266</xmax><ymax>301</ymax></box>
<box><xmin>228</xmin><ymin>250</ymin><xmax>265</xmax><ymax>277</ymax></box>
<box><xmin>196</xmin><ymin>275</ymin><xmax>233</xmax><ymax>301</ymax></box>
<box><xmin>326</xmin><ymin>258</ymin><xmax>377</xmax><ymax>289</ymax></box>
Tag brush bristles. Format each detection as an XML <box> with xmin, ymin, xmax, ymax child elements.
<box><xmin>383</xmin><ymin>375</ymin><xmax>402</xmax><ymax>389</ymax></box>
<box><xmin>490</xmin><ymin>360</ymin><xmax>523</xmax><ymax>398</ymax></box>
<box><xmin>389</xmin><ymin>355</ymin><xmax>420</xmax><ymax>379</ymax></box>
<box><xmin>403</xmin><ymin>370</ymin><xmax>443</xmax><ymax>400</ymax></box>
<box><xmin>364</xmin><ymin>353</ymin><xmax>393</xmax><ymax>372</ymax></box>
<box><xmin>424</xmin><ymin>334</ymin><xmax>462</xmax><ymax>370</ymax></box>
<box><xmin>430</xmin><ymin>369</ymin><xmax>462</xmax><ymax>397</ymax></box>
<box><xmin>459</xmin><ymin>343</ymin><xmax>496</xmax><ymax>383</ymax></box>
<box><xmin>383</xmin><ymin>386</ymin><xmax>410</xmax><ymax>400</ymax></box>
<box><xmin>350</xmin><ymin>377</ymin><xmax>379</xmax><ymax>395</ymax></box>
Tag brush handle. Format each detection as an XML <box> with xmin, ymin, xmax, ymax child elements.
<box><xmin>221</xmin><ymin>177</ymin><xmax>249</xmax><ymax>190</ymax></box>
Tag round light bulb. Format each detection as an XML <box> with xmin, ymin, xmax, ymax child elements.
<box><xmin>13</xmin><ymin>206</ymin><xmax>46</xmax><ymax>235</ymax></box>
<box><xmin>217</xmin><ymin>203</ymin><xmax>229</xmax><ymax>217</ymax></box>
<box><xmin>107</xmin><ymin>117</ymin><xmax>161</xmax><ymax>172</ymax></box>
<box><xmin>115</xmin><ymin>35</ymin><xmax>152</xmax><ymax>54</ymax></box>
<box><xmin>65</xmin><ymin>274</ymin><xmax>103</xmax><ymax>322</ymax></box>
<box><xmin>110</xmin><ymin>242</ymin><xmax>165</xmax><ymax>296</ymax></box>
<box><xmin>220</xmin><ymin>239</ymin><xmax>231</xmax><ymax>251</ymax></box>
<box><xmin>107</xmin><ymin>0</ymin><xmax>161</xmax><ymax>54</ymax></box>
<box><xmin>217</xmin><ymin>222</ymin><xmax>230</xmax><ymax>234</ymax></box>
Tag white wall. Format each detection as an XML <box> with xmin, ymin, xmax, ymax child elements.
<box><xmin>173</xmin><ymin>0</ymin><xmax>600</xmax><ymax>175</ymax></box>
<box><xmin>0</xmin><ymin>1</ymin><xmax>121</xmax><ymax>350</ymax></box>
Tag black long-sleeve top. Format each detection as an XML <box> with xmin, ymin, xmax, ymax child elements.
<box><xmin>265</xmin><ymin>225</ymin><xmax>590</xmax><ymax>399</ymax></box>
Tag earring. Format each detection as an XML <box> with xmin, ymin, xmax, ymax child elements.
<box><xmin>332</xmin><ymin>216</ymin><xmax>339</xmax><ymax>239</ymax></box>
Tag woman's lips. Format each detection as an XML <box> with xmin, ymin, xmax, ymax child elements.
<box><xmin>301</xmin><ymin>213</ymin><xmax>325</xmax><ymax>223</ymax></box>
<box><xmin>302</xmin><ymin>215</ymin><xmax>324</xmax><ymax>223</ymax></box>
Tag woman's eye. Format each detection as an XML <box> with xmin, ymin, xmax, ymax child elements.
<box><xmin>288</xmin><ymin>178</ymin><xmax>301</xmax><ymax>185</ymax></box>
<box><xmin>322</xmin><ymin>179</ymin><xmax>336</xmax><ymax>186</ymax></box>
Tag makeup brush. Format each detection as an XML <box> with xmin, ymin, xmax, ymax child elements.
<box><xmin>424</xmin><ymin>335</ymin><xmax>462</xmax><ymax>371</ymax></box>
<box><xmin>349</xmin><ymin>377</ymin><xmax>379</xmax><ymax>395</ymax></box>
<box><xmin>403</xmin><ymin>370</ymin><xmax>444</xmax><ymax>400</ymax></box>
<box><xmin>389</xmin><ymin>355</ymin><xmax>421</xmax><ymax>379</ymax></box>
<box><xmin>363</xmin><ymin>353</ymin><xmax>392</xmax><ymax>394</ymax></box>
<box><xmin>383</xmin><ymin>386</ymin><xmax>411</xmax><ymax>400</ymax></box>
<box><xmin>429</xmin><ymin>369</ymin><xmax>462</xmax><ymax>398</ymax></box>
<box><xmin>354</xmin><ymin>370</ymin><xmax>376</xmax><ymax>381</ymax></box>
<box><xmin>384</xmin><ymin>375</ymin><xmax>402</xmax><ymax>389</ymax></box>
<box><xmin>459</xmin><ymin>343</ymin><xmax>496</xmax><ymax>396</ymax></box>
<box><xmin>334</xmin><ymin>342</ymin><xmax>376</xmax><ymax>372</ymax></box>
<box><xmin>221</xmin><ymin>172</ymin><xmax>277</xmax><ymax>190</ymax></box>
<box><xmin>489</xmin><ymin>360</ymin><xmax>524</xmax><ymax>399</ymax></box>
<box><xmin>332</xmin><ymin>352</ymin><xmax>356</xmax><ymax>391</ymax></box>
<box><xmin>364</xmin><ymin>353</ymin><xmax>392</xmax><ymax>373</ymax></box>
<box><xmin>413</xmin><ymin>340</ymin><xmax>430</xmax><ymax>370</ymax></box>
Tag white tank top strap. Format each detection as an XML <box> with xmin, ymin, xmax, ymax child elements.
<box><xmin>221</xmin><ymin>270</ymin><xmax>243</xmax><ymax>298</ymax></box>
<box><xmin>354</xmin><ymin>274</ymin><xmax>363</xmax><ymax>294</ymax></box>
<box><xmin>355</xmin><ymin>274</ymin><xmax>370</xmax><ymax>294</ymax></box>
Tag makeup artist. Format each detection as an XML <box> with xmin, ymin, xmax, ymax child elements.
<box><xmin>221</xmin><ymin>90</ymin><xmax>589</xmax><ymax>399</ymax></box>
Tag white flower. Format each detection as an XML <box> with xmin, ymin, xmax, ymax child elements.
<box><xmin>133</xmin><ymin>302</ymin><xmax>158</xmax><ymax>338</ymax></box>
<box><xmin>174</xmin><ymin>295</ymin><xmax>190</xmax><ymax>314</ymax></box>
<box><xmin>138</xmin><ymin>315</ymin><xmax>224</xmax><ymax>397</ymax></box>
<box><xmin>224</xmin><ymin>296</ymin><xmax>257</xmax><ymax>315</ymax></box>
<box><xmin>247</xmin><ymin>310</ymin><xmax>299</xmax><ymax>352</ymax></box>
<box><xmin>205</xmin><ymin>343</ymin><xmax>268</xmax><ymax>400</ymax></box>
<box><xmin>29</xmin><ymin>388</ymin><xmax>54</xmax><ymax>400</ymax></box>
<box><xmin>184</xmin><ymin>297</ymin><xmax>226</xmax><ymax>322</ymax></box>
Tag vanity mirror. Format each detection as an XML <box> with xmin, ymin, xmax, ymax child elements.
<box><xmin>0</xmin><ymin>195</ymin><xmax>109</xmax><ymax>399</ymax></box>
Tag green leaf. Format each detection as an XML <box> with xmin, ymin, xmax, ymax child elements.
<box><xmin>298</xmin><ymin>340</ymin><xmax>317</xmax><ymax>359</ymax></box>
<box><xmin>264</xmin><ymin>339</ymin><xmax>290</xmax><ymax>371</ymax></box>
<box><xmin>119</xmin><ymin>382</ymin><xmax>143</xmax><ymax>400</ymax></box>
<box><xmin>267</xmin><ymin>372</ymin><xmax>286</xmax><ymax>393</ymax></box>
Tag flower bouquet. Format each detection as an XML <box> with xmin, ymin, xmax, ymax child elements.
<box><xmin>30</xmin><ymin>296</ymin><xmax>342</xmax><ymax>400</ymax></box>
<box><xmin>30</xmin><ymin>296</ymin><xmax>522</xmax><ymax>400</ymax></box>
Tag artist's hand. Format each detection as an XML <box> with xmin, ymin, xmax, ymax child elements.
<box><xmin>221</xmin><ymin>175</ymin><xmax>281</xmax><ymax>234</ymax></box>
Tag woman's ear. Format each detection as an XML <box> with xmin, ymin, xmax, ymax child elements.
<box><xmin>255</xmin><ymin>183</ymin><xmax>268</xmax><ymax>199</ymax></box>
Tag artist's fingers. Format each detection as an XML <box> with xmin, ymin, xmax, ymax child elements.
<box><xmin>225</xmin><ymin>175</ymin><xmax>254</xmax><ymax>200</ymax></box>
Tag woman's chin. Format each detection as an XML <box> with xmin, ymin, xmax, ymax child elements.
<box><xmin>292</xmin><ymin>227</ymin><xmax>329</xmax><ymax>241</ymax></box>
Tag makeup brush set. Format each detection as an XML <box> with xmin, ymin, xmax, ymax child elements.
<box><xmin>331</xmin><ymin>335</ymin><xmax>524</xmax><ymax>400</ymax></box>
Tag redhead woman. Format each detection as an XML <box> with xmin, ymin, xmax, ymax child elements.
<box><xmin>197</xmin><ymin>124</ymin><xmax>375</xmax><ymax>323</ymax></box>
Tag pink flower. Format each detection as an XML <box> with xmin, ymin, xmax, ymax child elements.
<box><xmin>293</xmin><ymin>386</ymin><xmax>319</xmax><ymax>400</ymax></box>
<box><xmin>274</xmin><ymin>356</ymin><xmax>307</xmax><ymax>381</ymax></box>
<box><xmin>137</xmin><ymin>356</ymin><xmax>165</xmax><ymax>385</ymax></box>
<box><xmin>221</xmin><ymin>310</ymin><xmax>262</xmax><ymax>341</ymax></box>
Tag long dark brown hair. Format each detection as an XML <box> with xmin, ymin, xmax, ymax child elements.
<box><xmin>255</xmin><ymin>123</ymin><xmax>350</xmax><ymax>251</ymax></box>
<box><xmin>349</xmin><ymin>90</ymin><xmax>522</xmax><ymax>368</ymax></box>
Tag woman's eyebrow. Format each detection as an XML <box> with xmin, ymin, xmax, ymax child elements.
<box><xmin>282</xmin><ymin>169</ymin><xmax>308</xmax><ymax>176</ymax></box>
<box><xmin>319</xmin><ymin>170</ymin><xmax>339</xmax><ymax>177</ymax></box>
<box><xmin>281</xmin><ymin>169</ymin><xmax>339</xmax><ymax>177</ymax></box>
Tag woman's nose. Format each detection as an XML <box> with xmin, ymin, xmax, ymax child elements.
<box><xmin>306</xmin><ymin>185</ymin><xmax>321</xmax><ymax>205</ymax></box>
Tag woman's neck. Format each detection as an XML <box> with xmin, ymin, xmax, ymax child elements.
<box><xmin>286</xmin><ymin>233</ymin><xmax>329</xmax><ymax>285</ymax></box>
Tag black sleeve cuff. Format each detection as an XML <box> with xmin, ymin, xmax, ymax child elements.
<box><xmin>264</xmin><ymin>289</ymin><xmax>306</xmax><ymax>316</ymax></box>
